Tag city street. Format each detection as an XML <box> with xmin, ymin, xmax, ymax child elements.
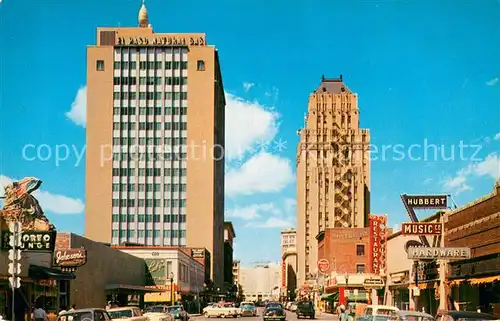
<box><xmin>190</xmin><ymin>308</ymin><xmax>338</xmax><ymax>321</ymax></box>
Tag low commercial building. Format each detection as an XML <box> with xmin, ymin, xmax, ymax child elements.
<box><xmin>117</xmin><ymin>246</ymin><xmax>205</xmax><ymax>305</ymax></box>
<box><xmin>445</xmin><ymin>181</ymin><xmax>500</xmax><ymax>316</ymax></box>
<box><xmin>56</xmin><ymin>233</ymin><xmax>155</xmax><ymax>308</ymax></box>
<box><xmin>239</xmin><ymin>262</ymin><xmax>281</xmax><ymax>301</ymax></box>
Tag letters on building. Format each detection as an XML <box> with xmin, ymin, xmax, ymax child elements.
<box><xmin>116</xmin><ymin>35</ymin><xmax>206</xmax><ymax>47</ymax></box>
<box><xmin>407</xmin><ymin>247</ymin><xmax>471</xmax><ymax>260</ymax></box>
<box><xmin>403</xmin><ymin>195</ymin><xmax>448</xmax><ymax>209</ymax></box>
<box><xmin>402</xmin><ymin>223</ymin><xmax>442</xmax><ymax>235</ymax></box>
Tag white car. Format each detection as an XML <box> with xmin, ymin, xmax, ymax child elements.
<box><xmin>203</xmin><ymin>304</ymin><xmax>239</xmax><ymax>318</ymax></box>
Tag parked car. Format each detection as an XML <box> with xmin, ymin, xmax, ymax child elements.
<box><xmin>107</xmin><ymin>307</ymin><xmax>148</xmax><ymax>321</ymax></box>
<box><xmin>296</xmin><ymin>301</ymin><xmax>315</xmax><ymax>319</ymax></box>
<box><xmin>142</xmin><ymin>306</ymin><xmax>175</xmax><ymax>321</ymax></box>
<box><xmin>58</xmin><ymin>309</ymin><xmax>112</xmax><ymax>321</ymax></box>
<box><xmin>165</xmin><ymin>306</ymin><xmax>189</xmax><ymax>321</ymax></box>
<box><xmin>203</xmin><ymin>303</ymin><xmax>239</xmax><ymax>318</ymax></box>
<box><xmin>240</xmin><ymin>302</ymin><xmax>257</xmax><ymax>317</ymax></box>
<box><xmin>435</xmin><ymin>311</ymin><xmax>497</xmax><ymax>321</ymax></box>
<box><xmin>263</xmin><ymin>304</ymin><xmax>286</xmax><ymax>321</ymax></box>
<box><xmin>356</xmin><ymin>305</ymin><xmax>399</xmax><ymax>321</ymax></box>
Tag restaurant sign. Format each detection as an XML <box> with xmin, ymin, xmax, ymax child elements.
<box><xmin>369</xmin><ymin>215</ymin><xmax>388</xmax><ymax>275</ymax></box>
<box><xmin>402</xmin><ymin>223</ymin><xmax>442</xmax><ymax>235</ymax></box>
<box><xmin>408</xmin><ymin>247</ymin><xmax>471</xmax><ymax>260</ymax></box>
<box><xmin>363</xmin><ymin>278</ymin><xmax>384</xmax><ymax>287</ymax></box>
<box><xmin>1</xmin><ymin>231</ymin><xmax>56</xmax><ymax>252</ymax></box>
<box><xmin>116</xmin><ymin>35</ymin><xmax>206</xmax><ymax>47</ymax></box>
<box><xmin>53</xmin><ymin>247</ymin><xmax>87</xmax><ymax>272</ymax></box>
<box><xmin>191</xmin><ymin>248</ymin><xmax>205</xmax><ymax>258</ymax></box>
<box><xmin>402</xmin><ymin>195</ymin><xmax>448</xmax><ymax>209</ymax></box>
<box><xmin>145</xmin><ymin>259</ymin><xmax>167</xmax><ymax>286</ymax></box>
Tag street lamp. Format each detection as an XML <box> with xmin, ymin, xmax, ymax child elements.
<box><xmin>169</xmin><ymin>272</ymin><xmax>175</xmax><ymax>306</ymax></box>
<box><xmin>345</xmin><ymin>273</ymin><xmax>349</xmax><ymax>304</ymax></box>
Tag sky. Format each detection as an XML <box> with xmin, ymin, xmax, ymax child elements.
<box><xmin>0</xmin><ymin>0</ymin><xmax>499</xmax><ymax>267</ymax></box>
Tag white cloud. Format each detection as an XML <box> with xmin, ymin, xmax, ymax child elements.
<box><xmin>486</xmin><ymin>77</ymin><xmax>499</xmax><ymax>86</ymax></box>
<box><xmin>226</xmin><ymin>203</ymin><xmax>281</xmax><ymax>221</ymax></box>
<box><xmin>66</xmin><ymin>85</ymin><xmax>87</xmax><ymax>127</ymax></box>
<box><xmin>442</xmin><ymin>153</ymin><xmax>500</xmax><ymax>194</ymax></box>
<box><xmin>225</xmin><ymin>93</ymin><xmax>279</xmax><ymax>159</ymax></box>
<box><xmin>494</xmin><ymin>133</ymin><xmax>500</xmax><ymax>141</ymax></box>
<box><xmin>242</xmin><ymin>82</ymin><xmax>255</xmax><ymax>92</ymax></box>
<box><xmin>225</xmin><ymin>152</ymin><xmax>294</xmax><ymax>197</ymax></box>
<box><xmin>0</xmin><ymin>175</ymin><xmax>85</xmax><ymax>215</ymax></box>
<box><xmin>247</xmin><ymin>217</ymin><xmax>294</xmax><ymax>229</ymax></box>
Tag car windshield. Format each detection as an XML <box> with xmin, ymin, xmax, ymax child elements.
<box><xmin>267</xmin><ymin>303</ymin><xmax>282</xmax><ymax>309</ymax></box>
<box><xmin>144</xmin><ymin>307</ymin><xmax>164</xmax><ymax>313</ymax></box>
<box><xmin>107</xmin><ymin>310</ymin><xmax>133</xmax><ymax>319</ymax></box>
<box><xmin>58</xmin><ymin>312</ymin><xmax>93</xmax><ymax>321</ymax></box>
<box><xmin>401</xmin><ymin>316</ymin><xmax>434</xmax><ymax>321</ymax></box>
<box><xmin>298</xmin><ymin>302</ymin><xmax>313</xmax><ymax>308</ymax></box>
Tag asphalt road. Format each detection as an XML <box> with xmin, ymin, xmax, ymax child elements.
<box><xmin>192</xmin><ymin>308</ymin><xmax>337</xmax><ymax>321</ymax></box>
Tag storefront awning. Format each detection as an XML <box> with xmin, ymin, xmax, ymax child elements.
<box><xmin>320</xmin><ymin>293</ymin><xmax>338</xmax><ymax>300</ymax></box>
<box><xmin>449</xmin><ymin>275</ymin><xmax>500</xmax><ymax>286</ymax></box>
<box><xmin>28</xmin><ymin>265</ymin><xmax>76</xmax><ymax>280</ymax></box>
<box><xmin>106</xmin><ymin>284</ymin><xmax>165</xmax><ymax>293</ymax></box>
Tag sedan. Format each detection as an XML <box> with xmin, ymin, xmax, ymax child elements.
<box><xmin>263</xmin><ymin>306</ymin><xmax>286</xmax><ymax>321</ymax></box>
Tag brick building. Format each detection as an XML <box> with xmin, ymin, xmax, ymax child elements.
<box><xmin>445</xmin><ymin>181</ymin><xmax>500</xmax><ymax>316</ymax></box>
<box><xmin>317</xmin><ymin>228</ymin><xmax>383</xmax><ymax>303</ymax></box>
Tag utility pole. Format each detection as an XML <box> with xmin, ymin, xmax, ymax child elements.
<box><xmin>438</xmin><ymin>212</ymin><xmax>448</xmax><ymax>311</ymax></box>
<box><xmin>8</xmin><ymin>221</ymin><xmax>23</xmax><ymax>321</ymax></box>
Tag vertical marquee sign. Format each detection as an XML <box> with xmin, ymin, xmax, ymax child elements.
<box><xmin>281</xmin><ymin>259</ymin><xmax>287</xmax><ymax>288</ymax></box>
<box><xmin>369</xmin><ymin>215</ymin><xmax>388</xmax><ymax>275</ymax></box>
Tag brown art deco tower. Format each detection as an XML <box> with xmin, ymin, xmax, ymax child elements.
<box><xmin>85</xmin><ymin>2</ymin><xmax>225</xmax><ymax>286</ymax></box>
<box><xmin>296</xmin><ymin>75</ymin><xmax>370</xmax><ymax>284</ymax></box>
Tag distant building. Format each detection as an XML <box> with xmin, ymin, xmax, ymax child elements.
<box><xmin>296</xmin><ymin>75</ymin><xmax>371</xmax><ymax>284</ymax></box>
<box><xmin>281</xmin><ymin>228</ymin><xmax>297</xmax><ymax>300</ymax></box>
<box><xmin>84</xmin><ymin>2</ymin><xmax>226</xmax><ymax>287</ymax></box>
<box><xmin>239</xmin><ymin>262</ymin><xmax>281</xmax><ymax>301</ymax></box>
<box><xmin>233</xmin><ymin>260</ymin><xmax>241</xmax><ymax>286</ymax></box>
<box><xmin>224</xmin><ymin>222</ymin><xmax>236</xmax><ymax>291</ymax></box>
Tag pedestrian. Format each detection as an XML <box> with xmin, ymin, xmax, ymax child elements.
<box><xmin>59</xmin><ymin>306</ymin><xmax>68</xmax><ymax>315</ymax></box>
<box><xmin>340</xmin><ymin>305</ymin><xmax>348</xmax><ymax>321</ymax></box>
<box><xmin>347</xmin><ymin>305</ymin><xmax>354</xmax><ymax>321</ymax></box>
<box><xmin>33</xmin><ymin>303</ymin><xmax>49</xmax><ymax>321</ymax></box>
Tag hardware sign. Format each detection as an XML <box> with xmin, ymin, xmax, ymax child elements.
<box><xmin>407</xmin><ymin>247</ymin><xmax>471</xmax><ymax>260</ymax></box>
<box><xmin>402</xmin><ymin>223</ymin><xmax>442</xmax><ymax>235</ymax></box>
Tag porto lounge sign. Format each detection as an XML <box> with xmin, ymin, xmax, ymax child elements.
<box><xmin>1</xmin><ymin>231</ymin><xmax>56</xmax><ymax>252</ymax></box>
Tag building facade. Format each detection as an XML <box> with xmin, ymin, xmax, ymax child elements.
<box><xmin>233</xmin><ymin>260</ymin><xmax>241</xmax><ymax>287</ymax></box>
<box><xmin>296</xmin><ymin>75</ymin><xmax>371</xmax><ymax>284</ymax></box>
<box><xmin>281</xmin><ymin>228</ymin><xmax>297</xmax><ymax>300</ymax></box>
<box><xmin>117</xmin><ymin>247</ymin><xmax>205</xmax><ymax>304</ymax></box>
<box><xmin>224</xmin><ymin>222</ymin><xmax>236</xmax><ymax>290</ymax></box>
<box><xmin>446</xmin><ymin>181</ymin><xmax>500</xmax><ymax>316</ymax></box>
<box><xmin>239</xmin><ymin>262</ymin><xmax>281</xmax><ymax>301</ymax></box>
<box><xmin>84</xmin><ymin>3</ymin><xmax>225</xmax><ymax>286</ymax></box>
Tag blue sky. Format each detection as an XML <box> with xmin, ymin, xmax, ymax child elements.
<box><xmin>0</xmin><ymin>0</ymin><xmax>499</xmax><ymax>266</ymax></box>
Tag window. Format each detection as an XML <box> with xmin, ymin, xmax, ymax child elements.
<box><xmin>197</xmin><ymin>60</ymin><xmax>205</xmax><ymax>71</ymax></box>
<box><xmin>96</xmin><ymin>60</ymin><xmax>105</xmax><ymax>71</ymax></box>
<box><xmin>356</xmin><ymin>244</ymin><xmax>365</xmax><ymax>256</ymax></box>
<box><xmin>356</xmin><ymin>264</ymin><xmax>365</xmax><ymax>274</ymax></box>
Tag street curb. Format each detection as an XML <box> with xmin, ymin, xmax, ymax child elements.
<box><xmin>189</xmin><ymin>314</ymin><xmax>203</xmax><ymax>317</ymax></box>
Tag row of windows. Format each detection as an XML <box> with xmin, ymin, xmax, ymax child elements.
<box><xmin>114</xmin><ymin>76</ymin><xmax>188</xmax><ymax>86</ymax></box>
<box><xmin>113</xmin><ymin>61</ymin><xmax>188</xmax><ymax>70</ymax></box>
<box><xmin>112</xmin><ymin>183</ymin><xmax>186</xmax><ymax>192</ymax></box>
<box><xmin>112</xmin><ymin>123</ymin><xmax>187</xmax><ymax>135</ymax></box>
<box><xmin>113</xmin><ymin>92</ymin><xmax>188</xmax><ymax>101</ymax></box>
<box><xmin>112</xmin><ymin>214</ymin><xmax>187</xmax><ymax>223</ymax></box>
<box><xmin>96</xmin><ymin>60</ymin><xmax>205</xmax><ymax>72</ymax></box>
<box><xmin>112</xmin><ymin>168</ymin><xmax>187</xmax><ymax>177</ymax></box>
<box><xmin>112</xmin><ymin>229</ymin><xmax>186</xmax><ymax>238</ymax></box>
<box><xmin>114</xmin><ymin>107</ymin><xmax>188</xmax><ymax>117</ymax></box>
<box><xmin>113</xmin><ymin>137</ymin><xmax>187</xmax><ymax>146</ymax></box>
<box><xmin>112</xmin><ymin>152</ymin><xmax>188</xmax><ymax>162</ymax></box>
<box><xmin>111</xmin><ymin>199</ymin><xmax>187</xmax><ymax>207</ymax></box>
